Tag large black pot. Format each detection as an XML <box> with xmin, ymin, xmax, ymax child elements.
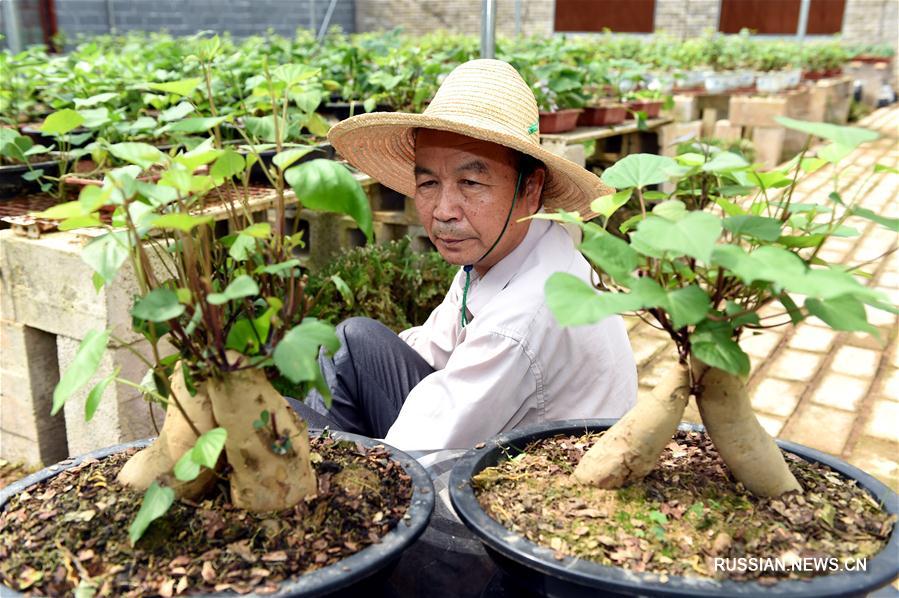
<box><xmin>0</xmin><ymin>160</ymin><xmax>61</xmax><ymax>199</ymax></box>
<box><xmin>0</xmin><ymin>430</ymin><xmax>435</xmax><ymax>597</ymax></box>
<box><xmin>449</xmin><ymin>419</ymin><xmax>899</xmax><ymax>598</ymax></box>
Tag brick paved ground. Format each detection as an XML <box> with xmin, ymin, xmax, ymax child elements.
<box><xmin>628</xmin><ymin>105</ymin><xmax>899</xmax><ymax>491</ymax></box>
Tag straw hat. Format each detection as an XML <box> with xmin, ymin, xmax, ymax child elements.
<box><xmin>328</xmin><ymin>59</ymin><xmax>613</xmax><ymax>219</ymax></box>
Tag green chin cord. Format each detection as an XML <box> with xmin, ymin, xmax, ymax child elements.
<box><xmin>460</xmin><ymin>170</ymin><xmax>524</xmax><ymax>329</ymax></box>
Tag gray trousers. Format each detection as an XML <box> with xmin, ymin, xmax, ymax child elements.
<box><xmin>287</xmin><ymin>317</ymin><xmax>436</xmax><ymax>438</ymax></box>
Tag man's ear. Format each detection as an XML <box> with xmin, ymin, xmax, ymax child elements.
<box><xmin>526</xmin><ymin>168</ymin><xmax>546</xmax><ymax>213</ymax></box>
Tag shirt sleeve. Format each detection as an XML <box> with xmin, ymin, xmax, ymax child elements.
<box><xmin>398</xmin><ymin>272</ymin><xmax>463</xmax><ymax>370</ymax></box>
<box><xmin>384</xmin><ymin>330</ymin><xmax>538</xmax><ymax>450</ymax></box>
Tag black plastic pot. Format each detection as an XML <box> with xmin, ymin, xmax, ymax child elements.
<box><xmin>449</xmin><ymin>419</ymin><xmax>899</xmax><ymax>598</ymax></box>
<box><xmin>319</xmin><ymin>102</ymin><xmax>394</xmax><ymax>121</ymax></box>
<box><xmin>235</xmin><ymin>142</ymin><xmax>335</xmax><ymax>184</ymax></box>
<box><xmin>0</xmin><ymin>430</ymin><xmax>435</xmax><ymax>598</ymax></box>
<box><xmin>0</xmin><ymin>160</ymin><xmax>61</xmax><ymax>199</ymax></box>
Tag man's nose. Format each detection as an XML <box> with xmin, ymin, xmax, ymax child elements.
<box><xmin>432</xmin><ymin>185</ymin><xmax>464</xmax><ymax>221</ymax></box>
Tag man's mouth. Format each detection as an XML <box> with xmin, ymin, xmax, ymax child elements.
<box><xmin>438</xmin><ymin>237</ymin><xmax>469</xmax><ymax>246</ymax></box>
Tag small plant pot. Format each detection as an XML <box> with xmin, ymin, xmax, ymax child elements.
<box><xmin>0</xmin><ymin>160</ymin><xmax>64</xmax><ymax>199</ymax></box>
<box><xmin>538</xmin><ymin>109</ymin><xmax>583</xmax><ymax>134</ymax></box>
<box><xmin>577</xmin><ymin>104</ymin><xmax>627</xmax><ymax>127</ymax></box>
<box><xmin>0</xmin><ymin>430</ymin><xmax>436</xmax><ymax>597</ymax></box>
<box><xmin>449</xmin><ymin>419</ymin><xmax>899</xmax><ymax>598</ymax></box>
<box><xmin>236</xmin><ymin>141</ymin><xmax>334</xmax><ymax>184</ymax></box>
<box><xmin>319</xmin><ymin>101</ymin><xmax>395</xmax><ymax>121</ymax></box>
<box><xmin>625</xmin><ymin>100</ymin><xmax>662</xmax><ymax>118</ymax></box>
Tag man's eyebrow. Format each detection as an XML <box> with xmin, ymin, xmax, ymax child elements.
<box><xmin>414</xmin><ymin>165</ymin><xmax>436</xmax><ymax>176</ymax></box>
<box><xmin>455</xmin><ymin>160</ymin><xmax>489</xmax><ymax>175</ymax></box>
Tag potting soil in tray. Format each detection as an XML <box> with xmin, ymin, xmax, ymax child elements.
<box><xmin>472</xmin><ymin>430</ymin><xmax>894</xmax><ymax>583</ymax></box>
<box><xmin>0</xmin><ymin>436</ymin><xmax>412</xmax><ymax>596</ymax></box>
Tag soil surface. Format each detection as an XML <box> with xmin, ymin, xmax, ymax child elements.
<box><xmin>0</xmin><ymin>435</ymin><xmax>412</xmax><ymax>596</ymax></box>
<box><xmin>473</xmin><ymin>430</ymin><xmax>894</xmax><ymax>583</ymax></box>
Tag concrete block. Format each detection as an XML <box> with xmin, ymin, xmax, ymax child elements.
<box><xmin>728</xmin><ymin>87</ymin><xmax>811</xmax><ymax>129</ymax></box>
<box><xmin>0</xmin><ymin>320</ymin><xmax>67</xmax><ymax>466</ymax></box>
<box><xmin>658</xmin><ymin>120</ymin><xmax>702</xmax><ymax>156</ymax></box>
<box><xmin>713</xmin><ymin>119</ymin><xmax>743</xmax><ymax>143</ymax></box>
<box><xmin>752</xmin><ymin>126</ymin><xmax>786</xmax><ymax>169</ymax></box>
<box><xmin>671</xmin><ymin>95</ymin><xmax>699</xmax><ymax>122</ymax></box>
<box><xmin>0</xmin><ymin>230</ymin><xmax>143</xmax><ymax>343</ymax></box>
<box><xmin>808</xmin><ymin>77</ymin><xmax>853</xmax><ymax>125</ymax></box>
<box><xmin>57</xmin><ymin>336</ymin><xmax>162</xmax><ymax>457</ymax></box>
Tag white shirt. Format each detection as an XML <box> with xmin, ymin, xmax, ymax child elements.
<box><xmin>384</xmin><ymin>218</ymin><xmax>638</xmax><ymax>450</ymax></box>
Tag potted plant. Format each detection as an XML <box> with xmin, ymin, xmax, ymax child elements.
<box><xmin>526</xmin><ymin>62</ymin><xmax>587</xmax><ymax>134</ymax></box>
<box><xmin>578</xmin><ymin>63</ymin><xmax>628</xmax><ymax>127</ymax></box>
<box><xmin>0</xmin><ymin>45</ymin><xmax>434</xmax><ymax>596</ymax></box>
<box><xmin>449</xmin><ymin>116</ymin><xmax>899</xmax><ymax>595</ymax></box>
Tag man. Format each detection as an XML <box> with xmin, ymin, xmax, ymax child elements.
<box><xmin>294</xmin><ymin>59</ymin><xmax>637</xmax><ymax>450</ymax></box>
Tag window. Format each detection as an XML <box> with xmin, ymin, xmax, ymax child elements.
<box><xmin>719</xmin><ymin>0</ymin><xmax>846</xmax><ymax>35</ymax></box>
<box><xmin>554</xmin><ymin>0</ymin><xmax>656</xmax><ymax>33</ymax></box>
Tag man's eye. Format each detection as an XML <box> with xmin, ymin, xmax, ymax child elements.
<box><xmin>461</xmin><ymin>179</ymin><xmax>481</xmax><ymax>186</ymax></box>
<box><xmin>417</xmin><ymin>180</ymin><xmax>437</xmax><ymax>188</ymax></box>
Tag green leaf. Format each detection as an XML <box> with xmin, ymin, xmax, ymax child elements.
<box><xmin>228</xmin><ymin>234</ymin><xmax>256</xmax><ymax>262</ymax></box>
<box><xmin>777</xmin><ymin>234</ymin><xmax>825</xmax><ymax>248</ymax></box>
<box><xmin>84</xmin><ymin>370</ymin><xmax>117</xmax><ymax>422</ymax></box>
<box><xmin>578</xmin><ymin>226</ymin><xmax>639</xmax><ymax>283</ymax></box>
<box><xmin>805</xmin><ymin>295</ymin><xmax>877</xmax><ymax>334</ymax></box>
<box><xmin>207</xmin><ymin>275</ymin><xmax>259</xmax><ymax>305</ymax></box>
<box><xmin>800</xmin><ymin>157</ymin><xmax>828</xmax><ymax>174</ymax></box>
<box><xmin>600</xmin><ymin>153</ymin><xmax>678</xmax><ymax>190</ymax></box>
<box><xmin>666</xmin><ymin>285</ymin><xmax>711</xmax><ymax>329</ymax></box>
<box><xmin>31</xmin><ymin>200</ymin><xmax>84</xmax><ymax>220</ymax></box>
<box><xmin>109</xmin><ymin>142</ymin><xmax>165</xmax><ymax>170</ymax></box>
<box><xmin>850</xmin><ymin>207</ymin><xmax>898</xmax><ymax>232</ymax></box>
<box><xmin>701</xmin><ymin>151</ymin><xmax>749</xmax><ymax>173</ymax></box>
<box><xmin>723</xmin><ymin>215</ymin><xmax>782</xmax><ymax>241</ymax></box>
<box><xmin>40</xmin><ymin>109</ymin><xmax>85</xmax><ymax>135</ymax></box>
<box><xmin>173</xmin><ymin>450</ymin><xmax>201</xmax><ymax>482</ymax></box>
<box><xmin>159</xmin><ymin>101</ymin><xmax>196</xmax><ymax>122</ymax></box>
<box><xmin>129</xmin><ymin>482</ymin><xmax>175</xmax><ymax>545</ymax></box>
<box><xmin>775</xmin><ymin>116</ymin><xmax>879</xmax><ymax>149</ymax></box>
<box><xmin>691</xmin><ymin>322</ymin><xmax>749</xmax><ymax>378</ymax></box>
<box><xmin>273</xmin><ymin>147</ymin><xmax>314</xmax><ymax>170</ymax></box>
<box><xmin>241</xmin><ymin>222</ymin><xmax>271</xmax><ymax>238</ymax></box>
<box><xmin>630</xmin><ymin>212</ymin><xmax>722</xmax><ymax>262</ymax></box>
<box><xmin>52</xmin><ymin>329</ymin><xmax>110</xmax><ymax>415</ymax></box>
<box><xmin>152</xmin><ymin>214</ymin><xmax>213</xmax><ymax>232</ymax></box>
<box><xmin>874</xmin><ymin>163</ymin><xmax>899</xmax><ymax>175</ymax></box>
<box><xmin>545</xmin><ymin>273</ymin><xmax>665</xmax><ymax>327</ymax></box>
<box><xmin>285</xmin><ymin>159</ymin><xmax>373</xmax><ymax>242</ymax></box>
<box><xmin>818</xmin><ymin>142</ymin><xmax>853</xmax><ymax>164</ymax></box>
<box><xmin>74</xmin><ymin>92</ymin><xmax>118</xmax><ymax>108</ymax></box>
<box><xmin>162</xmin><ymin>116</ymin><xmax>228</xmax><ymax>134</ymax></box>
<box><xmin>652</xmin><ymin>199</ymin><xmax>687</xmax><ymax>221</ymax></box>
<box><xmin>147</xmin><ymin>77</ymin><xmax>203</xmax><ymax>97</ymax></box>
<box><xmin>191</xmin><ymin>427</ymin><xmax>227</xmax><ymax>469</ymax></box>
<box><xmin>132</xmin><ymin>289</ymin><xmax>185</xmax><ymax>322</ymax></box>
<box><xmin>81</xmin><ymin>231</ymin><xmax>129</xmax><ymax>286</ymax></box>
<box><xmin>589</xmin><ymin>189</ymin><xmax>632</xmax><ymax>219</ymax></box>
<box><xmin>331</xmin><ymin>274</ymin><xmax>354</xmax><ymax>306</ymax></box>
<box><xmin>210</xmin><ymin>149</ymin><xmax>245</xmax><ymax>180</ymax></box>
<box><xmin>273</xmin><ymin>319</ymin><xmax>340</xmax><ymax>383</ymax></box>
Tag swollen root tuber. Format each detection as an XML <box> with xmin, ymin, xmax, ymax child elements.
<box><xmin>206</xmin><ymin>364</ymin><xmax>317</xmax><ymax>512</ymax></box>
<box><xmin>697</xmin><ymin>367</ymin><xmax>801</xmax><ymax>497</ymax></box>
<box><xmin>117</xmin><ymin>365</ymin><xmax>217</xmax><ymax>499</ymax></box>
<box><xmin>573</xmin><ymin>361</ymin><xmax>694</xmax><ymax>488</ymax></box>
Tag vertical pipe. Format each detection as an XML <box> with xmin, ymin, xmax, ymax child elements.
<box><xmin>309</xmin><ymin>0</ymin><xmax>315</xmax><ymax>32</ymax></box>
<box><xmin>796</xmin><ymin>0</ymin><xmax>811</xmax><ymax>43</ymax></box>
<box><xmin>317</xmin><ymin>0</ymin><xmax>338</xmax><ymax>40</ymax></box>
<box><xmin>106</xmin><ymin>0</ymin><xmax>116</xmax><ymax>35</ymax></box>
<box><xmin>514</xmin><ymin>0</ymin><xmax>522</xmax><ymax>37</ymax></box>
<box><xmin>3</xmin><ymin>0</ymin><xmax>23</xmax><ymax>53</ymax></box>
<box><xmin>480</xmin><ymin>0</ymin><xmax>496</xmax><ymax>59</ymax></box>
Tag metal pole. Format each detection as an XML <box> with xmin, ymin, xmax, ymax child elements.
<box><xmin>3</xmin><ymin>0</ymin><xmax>23</xmax><ymax>53</ymax></box>
<box><xmin>796</xmin><ymin>0</ymin><xmax>810</xmax><ymax>43</ymax></box>
<box><xmin>316</xmin><ymin>0</ymin><xmax>338</xmax><ymax>40</ymax></box>
<box><xmin>480</xmin><ymin>0</ymin><xmax>496</xmax><ymax>59</ymax></box>
<box><xmin>514</xmin><ymin>0</ymin><xmax>522</xmax><ymax>37</ymax></box>
<box><xmin>105</xmin><ymin>0</ymin><xmax>117</xmax><ymax>35</ymax></box>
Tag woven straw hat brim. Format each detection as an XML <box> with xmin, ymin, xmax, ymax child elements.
<box><xmin>328</xmin><ymin>111</ymin><xmax>613</xmax><ymax>220</ymax></box>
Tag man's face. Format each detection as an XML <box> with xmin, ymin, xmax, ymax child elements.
<box><xmin>413</xmin><ymin>130</ymin><xmax>544</xmax><ymax>274</ymax></box>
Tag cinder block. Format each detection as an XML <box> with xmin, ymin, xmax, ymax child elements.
<box><xmin>58</xmin><ymin>336</ymin><xmax>162</xmax><ymax>457</ymax></box>
<box><xmin>713</xmin><ymin>119</ymin><xmax>744</xmax><ymax>143</ymax></box>
<box><xmin>808</xmin><ymin>77</ymin><xmax>853</xmax><ymax>125</ymax></box>
<box><xmin>752</xmin><ymin>126</ymin><xmax>787</xmax><ymax>169</ymax></box>
<box><xmin>728</xmin><ymin>87</ymin><xmax>811</xmax><ymax>129</ymax></box>
<box><xmin>658</xmin><ymin>120</ymin><xmax>702</xmax><ymax>156</ymax></box>
<box><xmin>671</xmin><ymin>95</ymin><xmax>699</xmax><ymax>123</ymax></box>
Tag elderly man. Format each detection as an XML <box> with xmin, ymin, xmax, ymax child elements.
<box><xmin>294</xmin><ymin>59</ymin><xmax>637</xmax><ymax>450</ymax></box>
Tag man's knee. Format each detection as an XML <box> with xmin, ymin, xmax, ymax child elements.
<box><xmin>336</xmin><ymin>317</ymin><xmax>392</xmax><ymax>346</ymax></box>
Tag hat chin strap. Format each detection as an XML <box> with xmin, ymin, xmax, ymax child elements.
<box><xmin>460</xmin><ymin>170</ymin><xmax>524</xmax><ymax>328</ymax></box>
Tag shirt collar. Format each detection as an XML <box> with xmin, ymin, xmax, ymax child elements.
<box><xmin>465</xmin><ymin>218</ymin><xmax>552</xmax><ymax>316</ymax></box>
